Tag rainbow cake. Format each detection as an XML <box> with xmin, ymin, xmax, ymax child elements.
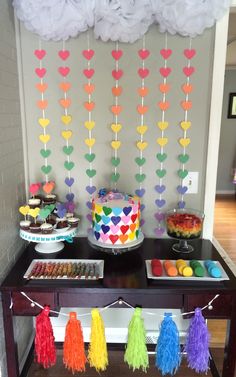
<box><xmin>166</xmin><ymin>210</ymin><xmax>203</xmax><ymax>239</ymax></box>
<box><xmin>92</xmin><ymin>189</ymin><xmax>141</xmax><ymax>245</ymax></box>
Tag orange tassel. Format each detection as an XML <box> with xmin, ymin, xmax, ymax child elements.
<box><xmin>63</xmin><ymin>312</ymin><xmax>87</xmax><ymax>373</ymax></box>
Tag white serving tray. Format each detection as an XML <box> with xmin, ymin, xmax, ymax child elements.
<box><xmin>145</xmin><ymin>260</ymin><xmax>229</xmax><ymax>282</ymax></box>
<box><xmin>24</xmin><ymin>259</ymin><xmax>104</xmax><ymax>280</ymax></box>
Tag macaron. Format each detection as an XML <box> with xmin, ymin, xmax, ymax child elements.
<box><xmin>151</xmin><ymin>259</ymin><xmax>163</xmax><ymax>277</ymax></box>
<box><xmin>190</xmin><ymin>260</ymin><xmax>205</xmax><ymax>277</ymax></box>
<box><xmin>163</xmin><ymin>260</ymin><xmax>178</xmax><ymax>277</ymax></box>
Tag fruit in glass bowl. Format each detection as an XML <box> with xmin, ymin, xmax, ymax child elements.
<box><xmin>166</xmin><ymin>208</ymin><xmax>204</xmax><ymax>240</ymax></box>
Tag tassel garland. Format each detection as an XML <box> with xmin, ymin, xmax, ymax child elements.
<box><xmin>88</xmin><ymin>308</ymin><xmax>108</xmax><ymax>372</ymax></box>
<box><xmin>156</xmin><ymin>313</ymin><xmax>181</xmax><ymax>375</ymax></box>
<box><xmin>63</xmin><ymin>312</ymin><xmax>87</xmax><ymax>373</ymax></box>
<box><xmin>35</xmin><ymin>305</ymin><xmax>56</xmax><ymax>368</ymax></box>
<box><xmin>124</xmin><ymin>307</ymin><xmax>149</xmax><ymax>372</ymax></box>
<box><xmin>184</xmin><ymin>308</ymin><xmax>210</xmax><ymax>373</ymax></box>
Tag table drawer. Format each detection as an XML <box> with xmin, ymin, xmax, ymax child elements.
<box><xmin>12</xmin><ymin>292</ymin><xmax>58</xmax><ymax>316</ymax></box>
<box><xmin>184</xmin><ymin>294</ymin><xmax>232</xmax><ymax>319</ymax></box>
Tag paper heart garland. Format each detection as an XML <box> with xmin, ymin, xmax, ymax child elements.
<box><xmin>178</xmin><ymin>201</ymin><xmax>186</xmax><ymax>209</ymax></box>
<box><xmin>137</xmin><ymin>105</ymin><xmax>148</xmax><ymax>114</ymax></box>
<box><xmin>34</xmin><ymin>49</ymin><xmax>46</xmax><ymax>60</ymax></box>
<box><xmin>178</xmin><ymin>169</ymin><xmax>188</xmax><ymax>179</ymax></box>
<box><xmin>159</xmin><ymin>67</ymin><xmax>171</xmax><ymax>77</ymax></box>
<box><xmin>111</xmin><ymin>140</ymin><xmax>121</xmax><ymax>150</ymax></box>
<box><xmin>135</xmin><ymin>173</ymin><xmax>146</xmax><ymax>183</ymax></box>
<box><xmin>64</xmin><ymin>161</ymin><xmax>75</xmax><ymax>171</ymax></box>
<box><xmin>37</xmin><ymin>101</ymin><xmax>48</xmax><ymax>111</ymax></box>
<box><xmin>159</xmin><ymin>83</ymin><xmax>170</xmax><ymax>93</ymax></box>
<box><xmin>181</xmin><ymin>101</ymin><xmax>192</xmax><ymax>111</ymax></box>
<box><xmin>157</xmin><ymin>121</ymin><xmax>169</xmax><ymax>131</ymax></box>
<box><xmin>178</xmin><ymin>154</ymin><xmax>189</xmax><ymax>163</ymax></box>
<box><xmin>180</xmin><ymin>121</ymin><xmax>191</xmax><ymax>131</ymax></box>
<box><xmin>160</xmin><ymin>48</ymin><xmax>172</xmax><ymax>59</ymax></box>
<box><xmin>138</xmin><ymin>87</ymin><xmax>148</xmax><ymax>97</ymax></box>
<box><xmin>83</xmin><ymin>69</ymin><xmax>95</xmax><ymax>79</ymax></box>
<box><xmin>66</xmin><ymin>193</ymin><xmax>74</xmax><ymax>201</ymax></box>
<box><xmin>155</xmin><ymin>199</ymin><xmax>166</xmax><ymax>208</ymax></box>
<box><xmin>86</xmin><ymin>169</ymin><xmax>96</xmax><ymax>178</ymax></box>
<box><xmin>138</xmin><ymin>49</ymin><xmax>150</xmax><ymax>60</ymax></box>
<box><xmin>36</xmin><ymin>83</ymin><xmax>48</xmax><ymax>93</ymax></box>
<box><xmin>183</xmin><ymin>66</ymin><xmax>195</xmax><ymax>77</ymax></box>
<box><xmin>19</xmin><ymin>205</ymin><xmax>30</xmax><ymax>216</ymax></box>
<box><xmin>63</xmin><ymin>145</ymin><xmax>74</xmax><ymax>155</ymax></box>
<box><xmin>182</xmin><ymin>83</ymin><xmax>193</xmax><ymax>94</ymax></box>
<box><xmin>84</xmin><ymin>121</ymin><xmax>95</xmax><ymax>130</ymax></box>
<box><xmin>136</xmin><ymin>125</ymin><xmax>148</xmax><ymax>135</ymax></box>
<box><xmin>154</xmin><ymin>227</ymin><xmax>165</xmax><ymax>236</ymax></box>
<box><xmin>84</xmin><ymin>83</ymin><xmax>95</xmax><ymax>94</ymax></box>
<box><xmin>59</xmin><ymin>82</ymin><xmax>71</xmax><ymax>92</ymax></box>
<box><xmin>156</xmin><ymin>153</ymin><xmax>167</xmax><ymax>162</ymax></box>
<box><xmin>61</xmin><ymin>130</ymin><xmax>72</xmax><ymax>140</ymax></box>
<box><xmin>83</xmin><ymin>49</ymin><xmax>94</xmax><ymax>60</ymax></box>
<box><xmin>155</xmin><ymin>212</ymin><xmax>165</xmax><ymax>222</ymax></box>
<box><xmin>111</xmin><ymin>50</ymin><xmax>123</xmax><ymax>60</ymax></box>
<box><xmin>65</xmin><ymin>177</ymin><xmax>74</xmax><ymax>187</ymax></box>
<box><xmin>38</xmin><ymin>118</ymin><xmax>50</xmax><ymax>128</ymax></box>
<box><xmin>59</xmin><ymin>98</ymin><xmax>71</xmax><ymax>108</ymax></box>
<box><xmin>40</xmin><ymin>149</ymin><xmax>51</xmax><ymax>158</ymax></box>
<box><xmin>85</xmin><ymin>153</ymin><xmax>95</xmax><ymax>162</ymax></box>
<box><xmin>111</xmin><ymin>105</ymin><xmax>122</xmax><ymax>115</ymax></box>
<box><xmin>137</xmin><ymin>141</ymin><xmax>148</xmax><ymax>151</ymax></box>
<box><xmin>61</xmin><ymin>115</ymin><xmax>72</xmax><ymax>125</ymax></box>
<box><xmin>138</xmin><ymin>68</ymin><xmax>149</xmax><ymax>79</ymax></box>
<box><xmin>156</xmin><ymin>169</ymin><xmax>166</xmax><ymax>178</ymax></box>
<box><xmin>41</xmin><ymin>165</ymin><xmax>52</xmax><ymax>174</ymax></box>
<box><xmin>111</xmin><ymin>157</ymin><xmax>120</xmax><ymax>166</ymax></box>
<box><xmin>155</xmin><ymin>184</ymin><xmax>166</xmax><ymax>194</ymax></box>
<box><xmin>135</xmin><ymin>157</ymin><xmax>146</xmax><ymax>166</ymax></box>
<box><xmin>158</xmin><ymin>101</ymin><xmax>170</xmax><ymax>111</ymax></box>
<box><xmin>35</xmin><ymin>68</ymin><xmax>46</xmax><ymax>78</ymax></box>
<box><xmin>111</xmin><ymin>123</ymin><xmax>122</xmax><ymax>133</ymax></box>
<box><xmin>39</xmin><ymin>134</ymin><xmax>50</xmax><ymax>144</ymax></box>
<box><xmin>112</xmin><ymin>86</ymin><xmax>122</xmax><ymax>96</ymax></box>
<box><xmin>84</xmin><ymin>101</ymin><xmax>95</xmax><ymax>111</ymax></box>
<box><xmin>112</xmin><ymin>69</ymin><xmax>123</xmax><ymax>80</ymax></box>
<box><xmin>85</xmin><ymin>138</ymin><xmax>96</xmax><ymax>147</ymax></box>
<box><xmin>157</xmin><ymin>137</ymin><xmax>168</xmax><ymax>147</ymax></box>
<box><xmin>86</xmin><ymin>185</ymin><xmax>96</xmax><ymax>195</ymax></box>
<box><xmin>184</xmin><ymin>49</ymin><xmax>196</xmax><ymax>59</ymax></box>
<box><xmin>111</xmin><ymin>172</ymin><xmax>120</xmax><ymax>182</ymax></box>
<box><xmin>179</xmin><ymin>138</ymin><xmax>190</xmax><ymax>147</ymax></box>
<box><xmin>177</xmin><ymin>185</ymin><xmax>188</xmax><ymax>195</ymax></box>
<box><xmin>58</xmin><ymin>50</ymin><xmax>70</xmax><ymax>60</ymax></box>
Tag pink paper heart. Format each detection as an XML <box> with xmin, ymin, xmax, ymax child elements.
<box><xmin>100</xmin><ymin>233</ymin><xmax>109</xmax><ymax>242</ymax></box>
<box><xmin>110</xmin><ymin>225</ymin><xmax>119</xmax><ymax>234</ymax></box>
<box><xmin>138</xmin><ymin>68</ymin><xmax>149</xmax><ymax>79</ymax></box>
<box><xmin>83</xmin><ymin>49</ymin><xmax>95</xmax><ymax>60</ymax></box>
<box><xmin>183</xmin><ymin>66</ymin><xmax>195</xmax><ymax>77</ymax></box>
<box><xmin>58</xmin><ymin>50</ymin><xmax>70</xmax><ymax>60</ymax></box>
<box><xmin>133</xmin><ymin>205</ymin><xmax>138</xmax><ymax>213</ymax></box>
<box><xmin>160</xmin><ymin>49</ymin><xmax>172</xmax><ymax>59</ymax></box>
<box><xmin>138</xmin><ymin>49</ymin><xmax>150</xmax><ymax>60</ymax></box>
<box><xmin>121</xmin><ymin>216</ymin><xmax>131</xmax><ymax>225</ymax></box>
<box><xmin>159</xmin><ymin>67</ymin><xmax>171</xmax><ymax>77</ymax></box>
<box><xmin>112</xmin><ymin>69</ymin><xmax>123</xmax><ymax>80</ymax></box>
<box><xmin>58</xmin><ymin>66</ymin><xmax>70</xmax><ymax>77</ymax></box>
<box><xmin>83</xmin><ymin>68</ymin><xmax>95</xmax><ymax>79</ymax></box>
<box><xmin>184</xmin><ymin>49</ymin><xmax>196</xmax><ymax>59</ymax></box>
<box><xmin>35</xmin><ymin>68</ymin><xmax>46</xmax><ymax>78</ymax></box>
<box><xmin>29</xmin><ymin>183</ymin><xmax>40</xmax><ymax>195</ymax></box>
<box><xmin>111</xmin><ymin>50</ymin><xmax>123</xmax><ymax>60</ymax></box>
<box><xmin>34</xmin><ymin>49</ymin><xmax>46</xmax><ymax>60</ymax></box>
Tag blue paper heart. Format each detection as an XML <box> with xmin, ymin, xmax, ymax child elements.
<box><xmin>135</xmin><ymin>188</ymin><xmax>145</xmax><ymax>197</ymax></box>
<box><xmin>140</xmin><ymin>204</ymin><xmax>145</xmax><ymax>211</ymax></box>
<box><xmin>155</xmin><ymin>199</ymin><xmax>166</xmax><ymax>208</ymax></box>
<box><xmin>94</xmin><ymin>231</ymin><xmax>100</xmax><ymax>240</ymax></box>
<box><xmin>178</xmin><ymin>201</ymin><xmax>186</xmax><ymax>209</ymax></box>
<box><xmin>111</xmin><ymin>216</ymin><xmax>121</xmax><ymax>226</ymax></box>
<box><xmin>65</xmin><ymin>177</ymin><xmax>74</xmax><ymax>187</ymax></box>
<box><xmin>101</xmin><ymin>224</ymin><xmax>110</xmax><ymax>234</ymax></box>
<box><xmin>86</xmin><ymin>214</ymin><xmax>92</xmax><ymax>222</ymax></box>
<box><xmin>112</xmin><ymin>207</ymin><xmax>122</xmax><ymax>216</ymax></box>
<box><xmin>95</xmin><ymin>223</ymin><xmax>101</xmax><ymax>231</ymax></box>
<box><xmin>66</xmin><ymin>193</ymin><xmax>74</xmax><ymax>202</ymax></box>
<box><xmin>101</xmin><ymin>215</ymin><xmax>110</xmax><ymax>225</ymax></box>
<box><xmin>123</xmin><ymin>207</ymin><xmax>132</xmax><ymax>216</ymax></box>
<box><xmin>86</xmin><ymin>185</ymin><xmax>96</xmax><ymax>195</ymax></box>
<box><xmin>177</xmin><ymin>185</ymin><xmax>188</xmax><ymax>195</ymax></box>
<box><xmin>86</xmin><ymin>201</ymin><xmax>92</xmax><ymax>209</ymax></box>
<box><xmin>155</xmin><ymin>185</ymin><xmax>166</xmax><ymax>194</ymax></box>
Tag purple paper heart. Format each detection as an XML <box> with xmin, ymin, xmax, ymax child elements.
<box><xmin>154</xmin><ymin>227</ymin><xmax>165</xmax><ymax>236</ymax></box>
<box><xmin>135</xmin><ymin>188</ymin><xmax>145</xmax><ymax>197</ymax></box>
<box><xmin>65</xmin><ymin>177</ymin><xmax>74</xmax><ymax>187</ymax></box>
<box><xmin>94</xmin><ymin>231</ymin><xmax>100</xmax><ymax>240</ymax></box>
<box><xmin>86</xmin><ymin>201</ymin><xmax>92</xmax><ymax>210</ymax></box>
<box><xmin>67</xmin><ymin>202</ymin><xmax>76</xmax><ymax>213</ymax></box>
<box><xmin>178</xmin><ymin>201</ymin><xmax>186</xmax><ymax>209</ymax></box>
<box><xmin>155</xmin><ymin>212</ymin><xmax>165</xmax><ymax>222</ymax></box>
<box><xmin>101</xmin><ymin>224</ymin><xmax>110</xmax><ymax>234</ymax></box>
<box><xmin>140</xmin><ymin>218</ymin><xmax>145</xmax><ymax>227</ymax></box>
<box><xmin>123</xmin><ymin>207</ymin><xmax>132</xmax><ymax>216</ymax></box>
<box><xmin>177</xmin><ymin>185</ymin><xmax>188</xmax><ymax>195</ymax></box>
<box><xmin>57</xmin><ymin>208</ymin><xmax>67</xmax><ymax>218</ymax></box>
<box><xmin>111</xmin><ymin>216</ymin><xmax>121</xmax><ymax>226</ymax></box>
<box><xmin>155</xmin><ymin>199</ymin><xmax>166</xmax><ymax>208</ymax></box>
<box><xmin>140</xmin><ymin>204</ymin><xmax>145</xmax><ymax>211</ymax></box>
<box><xmin>66</xmin><ymin>193</ymin><xmax>74</xmax><ymax>202</ymax></box>
<box><xmin>86</xmin><ymin>185</ymin><xmax>96</xmax><ymax>195</ymax></box>
<box><xmin>86</xmin><ymin>214</ymin><xmax>92</xmax><ymax>222</ymax></box>
<box><xmin>155</xmin><ymin>185</ymin><xmax>166</xmax><ymax>194</ymax></box>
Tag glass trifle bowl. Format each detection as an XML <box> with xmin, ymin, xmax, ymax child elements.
<box><xmin>166</xmin><ymin>208</ymin><xmax>204</xmax><ymax>253</ymax></box>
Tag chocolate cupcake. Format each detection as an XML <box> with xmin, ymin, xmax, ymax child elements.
<box><xmin>43</xmin><ymin>194</ymin><xmax>57</xmax><ymax>205</ymax></box>
<box><xmin>20</xmin><ymin>220</ymin><xmax>31</xmax><ymax>231</ymax></box>
<box><xmin>40</xmin><ymin>223</ymin><xmax>53</xmax><ymax>234</ymax></box>
<box><xmin>67</xmin><ymin>217</ymin><xmax>79</xmax><ymax>228</ymax></box>
<box><xmin>55</xmin><ymin>217</ymin><xmax>68</xmax><ymax>231</ymax></box>
<box><xmin>28</xmin><ymin>198</ymin><xmax>41</xmax><ymax>209</ymax></box>
<box><xmin>29</xmin><ymin>222</ymin><xmax>41</xmax><ymax>233</ymax></box>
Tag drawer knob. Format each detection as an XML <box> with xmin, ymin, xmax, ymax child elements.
<box><xmin>208</xmin><ymin>304</ymin><xmax>213</xmax><ymax>310</ymax></box>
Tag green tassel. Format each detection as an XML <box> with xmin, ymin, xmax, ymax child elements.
<box><xmin>124</xmin><ymin>307</ymin><xmax>149</xmax><ymax>372</ymax></box>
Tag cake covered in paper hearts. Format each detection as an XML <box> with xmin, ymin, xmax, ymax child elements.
<box><xmin>92</xmin><ymin>189</ymin><xmax>140</xmax><ymax>245</ymax></box>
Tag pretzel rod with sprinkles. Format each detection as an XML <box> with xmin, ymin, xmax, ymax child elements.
<box><xmin>178</xmin><ymin>39</ymin><xmax>196</xmax><ymax>209</ymax></box>
<box><xmin>82</xmin><ymin>33</ymin><xmax>96</xmax><ymax>227</ymax></box>
<box><xmin>135</xmin><ymin>36</ymin><xmax>150</xmax><ymax>227</ymax></box>
<box><xmin>155</xmin><ymin>35</ymin><xmax>172</xmax><ymax>237</ymax></box>
<box><xmin>110</xmin><ymin>41</ymin><xmax>123</xmax><ymax>189</ymax></box>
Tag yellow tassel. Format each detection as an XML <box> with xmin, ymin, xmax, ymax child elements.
<box><xmin>88</xmin><ymin>308</ymin><xmax>108</xmax><ymax>372</ymax></box>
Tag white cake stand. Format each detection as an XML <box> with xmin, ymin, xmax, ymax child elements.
<box><xmin>20</xmin><ymin>227</ymin><xmax>78</xmax><ymax>254</ymax></box>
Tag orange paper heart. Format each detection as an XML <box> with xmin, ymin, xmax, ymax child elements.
<box><xmin>59</xmin><ymin>98</ymin><xmax>71</xmax><ymax>108</ymax></box>
<box><xmin>182</xmin><ymin>83</ymin><xmax>193</xmax><ymax>94</ymax></box>
<box><xmin>119</xmin><ymin>234</ymin><xmax>128</xmax><ymax>244</ymax></box>
<box><xmin>158</xmin><ymin>101</ymin><xmax>170</xmax><ymax>111</ymax></box>
<box><xmin>181</xmin><ymin>101</ymin><xmax>192</xmax><ymax>110</ymax></box>
<box><xmin>59</xmin><ymin>82</ymin><xmax>71</xmax><ymax>92</ymax></box>
<box><xmin>43</xmin><ymin>181</ymin><xmax>55</xmax><ymax>194</ymax></box>
<box><xmin>84</xmin><ymin>83</ymin><xmax>95</xmax><ymax>94</ymax></box>
<box><xmin>112</xmin><ymin>86</ymin><xmax>122</xmax><ymax>96</ymax></box>
<box><xmin>129</xmin><ymin>223</ymin><xmax>136</xmax><ymax>232</ymax></box>
<box><xmin>37</xmin><ymin>100</ymin><xmax>48</xmax><ymax>110</ymax></box>
<box><xmin>138</xmin><ymin>87</ymin><xmax>148</xmax><ymax>97</ymax></box>
<box><xmin>84</xmin><ymin>101</ymin><xmax>95</xmax><ymax>111</ymax></box>
<box><xmin>35</xmin><ymin>82</ymin><xmax>48</xmax><ymax>93</ymax></box>
<box><xmin>137</xmin><ymin>105</ymin><xmax>148</xmax><ymax>115</ymax></box>
<box><xmin>111</xmin><ymin>105</ymin><xmax>122</xmax><ymax>115</ymax></box>
<box><xmin>159</xmin><ymin>83</ymin><xmax>170</xmax><ymax>93</ymax></box>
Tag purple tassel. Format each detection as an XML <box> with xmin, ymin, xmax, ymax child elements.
<box><xmin>184</xmin><ymin>308</ymin><xmax>210</xmax><ymax>373</ymax></box>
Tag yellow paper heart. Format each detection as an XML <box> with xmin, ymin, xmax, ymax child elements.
<box><xmin>136</xmin><ymin>125</ymin><xmax>148</xmax><ymax>135</ymax></box>
<box><xmin>28</xmin><ymin>208</ymin><xmax>40</xmax><ymax>218</ymax></box>
<box><xmin>61</xmin><ymin>115</ymin><xmax>72</xmax><ymax>125</ymax></box>
<box><xmin>128</xmin><ymin>232</ymin><xmax>135</xmax><ymax>241</ymax></box>
<box><xmin>38</xmin><ymin>118</ymin><xmax>50</xmax><ymax>128</ymax></box>
<box><xmin>19</xmin><ymin>205</ymin><xmax>30</xmax><ymax>216</ymax></box>
<box><xmin>111</xmin><ymin>123</ymin><xmax>122</xmax><ymax>133</ymax></box>
<box><xmin>61</xmin><ymin>130</ymin><xmax>72</xmax><ymax>140</ymax></box>
<box><xmin>137</xmin><ymin>141</ymin><xmax>148</xmax><ymax>150</ymax></box>
<box><xmin>39</xmin><ymin>134</ymin><xmax>50</xmax><ymax>144</ymax></box>
<box><xmin>180</xmin><ymin>121</ymin><xmax>191</xmax><ymax>131</ymax></box>
<box><xmin>111</xmin><ymin>141</ymin><xmax>121</xmax><ymax>150</ymax></box>
<box><xmin>157</xmin><ymin>121</ymin><xmax>169</xmax><ymax>131</ymax></box>
<box><xmin>84</xmin><ymin>121</ymin><xmax>95</xmax><ymax>130</ymax></box>
<box><xmin>157</xmin><ymin>137</ymin><xmax>168</xmax><ymax>146</ymax></box>
<box><xmin>95</xmin><ymin>204</ymin><xmax>103</xmax><ymax>214</ymax></box>
<box><xmin>179</xmin><ymin>138</ymin><xmax>191</xmax><ymax>147</ymax></box>
<box><xmin>85</xmin><ymin>138</ymin><xmax>96</xmax><ymax>147</ymax></box>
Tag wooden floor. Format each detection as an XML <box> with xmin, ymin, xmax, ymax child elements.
<box><xmin>26</xmin><ymin>195</ymin><xmax>236</xmax><ymax>377</ymax></box>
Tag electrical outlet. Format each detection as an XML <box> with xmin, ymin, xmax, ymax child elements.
<box><xmin>182</xmin><ymin>172</ymin><xmax>199</xmax><ymax>194</ymax></box>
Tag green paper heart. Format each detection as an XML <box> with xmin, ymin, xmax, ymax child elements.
<box><xmin>178</xmin><ymin>154</ymin><xmax>189</xmax><ymax>164</ymax></box>
<box><xmin>135</xmin><ymin>157</ymin><xmax>146</xmax><ymax>166</ymax></box>
<box><xmin>63</xmin><ymin>145</ymin><xmax>74</xmax><ymax>155</ymax></box>
<box><xmin>111</xmin><ymin>172</ymin><xmax>120</xmax><ymax>182</ymax></box>
<box><xmin>178</xmin><ymin>169</ymin><xmax>188</xmax><ymax>179</ymax></box>
<box><xmin>156</xmin><ymin>169</ymin><xmax>166</xmax><ymax>178</ymax></box>
<box><xmin>86</xmin><ymin>169</ymin><xmax>96</xmax><ymax>178</ymax></box>
<box><xmin>156</xmin><ymin>153</ymin><xmax>167</xmax><ymax>162</ymax></box>
<box><xmin>40</xmin><ymin>149</ymin><xmax>51</xmax><ymax>158</ymax></box>
<box><xmin>64</xmin><ymin>161</ymin><xmax>75</xmax><ymax>171</ymax></box>
<box><xmin>136</xmin><ymin>229</ymin><xmax>140</xmax><ymax>238</ymax></box>
<box><xmin>39</xmin><ymin>208</ymin><xmax>51</xmax><ymax>220</ymax></box>
<box><xmin>103</xmin><ymin>206</ymin><xmax>112</xmax><ymax>216</ymax></box>
<box><xmin>85</xmin><ymin>153</ymin><xmax>96</xmax><ymax>162</ymax></box>
<box><xmin>92</xmin><ymin>220</ymin><xmax>95</xmax><ymax>227</ymax></box>
<box><xmin>95</xmin><ymin>214</ymin><xmax>101</xmax><ymax>223</ymax></box>
<box><xmin>111</xmin><ymin>157</ymin><xmax>120</xmax><ymax>167</ymax></box>
<box><xmin>41</xmin><ymin>165</ymin><xmax>52</xmax><ymax>174</ymax></box>
<box><xmin>135</xmin><ymin>173</ymin><xmax>146</xmax><ymax>183</ymax></box>
<box><xmin>44</xmin><ymin>204</ymin><xmax>55</xmax><ymax>212</ymax></box>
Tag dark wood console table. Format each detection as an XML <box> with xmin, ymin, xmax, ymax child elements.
<box><xmin>1</xmin><ymin>238</ymin><xmax>236</xmax><ymax>377</ymax></box>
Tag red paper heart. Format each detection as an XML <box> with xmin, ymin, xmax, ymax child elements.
<box><xmin>111</xmin><ymin>50</ymin><xmax>123</xmax><ymax>60</ymax></box>
<box><xmin>34</xmin><ymin>49</ymin><xmax>46</xmax><ymax>60</ymax></box>
<box><xmin>112</xmin><ymin>69</ymin><xmax>123</xmax><ymax>80</ymax></box>
<box><xmin>112</xmin><ymin>86</ymin><xmax>122</xmax><ymax>96</ymax></box>
<box><xmin>160</xmin><ymin>48</ymin><xmax>172</xmax><ymax>59</ymax></box>
<box><xmin>184</xmin><ymin>49</ymin><xmax>196</xmax><ymax>59</ymax></box>
<box><xmin>137</xmin><ymin>105</ymin><xmax>148</xmax><ymax>115</ymax></box>
<box><xmin>159</xmin><ymin>67</ymin><xmax>171</xmax><ymax>77</ymax></box>
<box><xmin>84</xmin><ymin>83</ymin><xmax>95</xmax><ymax>94</ymax></box>
<box><xmin>182</xmin><ymin>83</ymin><xmax>193</xmax><ymax>94</ymax></box>
<box><xmin>84</xmin><ymin>101</ymin><xmax>95</xmax><ymax>111</ymax></box>
<box><xmin>158</xmin><ymin>101</ymin><xmax>170</xmax><ymax>111</ymax></box>
<box><xmin>59</xmin><ymin>82</ymin><xmax>71</xmax><ymax>92</ymax></box>
<box><xmin>181</xmin><ymin>101</ymin><xmax>192</xmax><ymax>110</ymax></box>
<box><xmin>58</xmin><ymin>66</ymin><xmax>70</xmax><ymax>77</ymax></box>
<box><xmin>120</xmin><ymin>225</ymin><xmax>129</xmax><ymax>234</ymax></box>
<box><xmin>138</xmin><ymin>68</ymin><xmax>149</xmax><ymax>79</ymax></box>
<box><xmin>109</xmin><ymin>234</ymin><xmax>119</xmax><ymax>244</ymax></box>
<box><xmin>159</xmin><ymin>83</ymin><xmax>170</xmax><ymax>93</ymax></box>
<box><xmin>183</xmin><ymin>66</ymin><xmax>195</xmax><ymax>77</ymax></box>
<box><xmin>59</xmin><ymin>98</ymin><xmax>71</xmax><ymax>108</ymax></box>
<box><xmin>138</xmin><ymin>49</ymin><xmax>150</xmax><ymax>60</ymax></box>
<box><xmin>35</xmin><ymin>82</ymin><xmax>48</xmax><ymax>93</ymax></box>
<box><xmin>35</xmin><ymin>68</ymin><xmax>46</xmax><ymax>78</ymax></box>
<box><xmin>131</xmin><ymin>214</ymin><xmax>137</xmax><ymax>223</ymax></box>
<box><xmin>58</xmin><ymin>50</ymin><xmax>70</xmax><ymax>60</ymax></box>
<box><xmin>82</xmin><ymin>49</ymin><xmax>95</xmax><ymax>60</ymax></box>
<box><xmin>83</xmin><ymin>68</ymin><xmax>95</xmax><ymax>79</ymax></box>
<box><xmin>37</xmin><ymin>100</ymin><xmax>48</xmax><ymax>109</ymax></box>
<box><xmin>138</xmin><ymin>87</ymin><xmax>148</xmax><ymax>97</ymax></box>
<box><xmin>111</xmin><ymin>105</ymin><xmax>122</xmax><ymax>115</ymax></box>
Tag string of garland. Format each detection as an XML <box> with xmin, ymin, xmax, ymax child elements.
<box><xmin>177</xmin><ymin>39</ymin><xmax>196</xmax><ymax>209</ymax></box>
<box><xmin>58</xmin><ymin>43</ymin><xmax>76</xmax><ymax>214</ymax></box>
<box><xmin>110</xmin><ymin>41</ymin><xmax>123</xmax><ymax>189</ymax></box>
<box><xmin>135</xmin><ymin>37</ymin><xmax>150</xmax><ymax>228</ymax></box>
<box><xmin>155</xmin><ymin>34</ymin><xmax>172</xmax><ymax>237</ymax></box>
<box><xmin>83</xmin><ymin>33</ymin><xmax>96</xmax><ymax>229</ymax></box>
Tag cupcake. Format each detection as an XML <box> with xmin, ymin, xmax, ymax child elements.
<box><xmin>20</xmin><ymin>220</ymin><xmax>31</xmax><ymax>231</ymax></box>
<box><xmin>43</xmin><ymin>194</ymin><xmax>57</xmax><ymax>205</ymax></box>
<box><xmin>29</xmin><ymin>222</ymin><xmax>41</xmax><ymax>233</ymax></box>
<box><xmin>55</xmin><ymin>217</ymin><xmax>68</xmax><ymax>230</ymax></box>
<box><xmin>40</xmin><ymin>223</ymin><xmax>53</xmax><ymax>234</ymax></box>
<box><xmin>28</xmin><ymin>198</ymin><xmax>41</xmax><ymax>209</ymax></box>
<box><xmin>67</xmin><ymin>217</ymin><xmax>79</xmax><ymax>228</ymax></box>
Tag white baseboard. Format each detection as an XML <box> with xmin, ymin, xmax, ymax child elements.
<box><xmin>216</xmin><ymin>190</ymin><xmax>235</xmax><ymax>194</ymax></box>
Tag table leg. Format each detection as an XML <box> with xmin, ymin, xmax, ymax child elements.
<box><xmin>2</xmin><ymin>291</ymin><xmax>19</xmax><ymax>377</ymax></box>
<box><xmin>222</xmin><ymin>297</ymin><xmax>236</xmax><ymax>377</ymax></box>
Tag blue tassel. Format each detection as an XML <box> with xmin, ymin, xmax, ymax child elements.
<box><xmin>156</xmin><ymin>313</ymin><xmax>181</xmax><ymax>375</ymax></box>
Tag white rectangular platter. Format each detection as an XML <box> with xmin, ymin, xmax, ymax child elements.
<box><xmin>145</xmin><ymin>260</ymin><xmax>230</xmax><ymax>282</ymax></box>
<box><xmin>24</xmin><ymin>259</ymin><xmax>104</xmax><ymax>280</ymax></box>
